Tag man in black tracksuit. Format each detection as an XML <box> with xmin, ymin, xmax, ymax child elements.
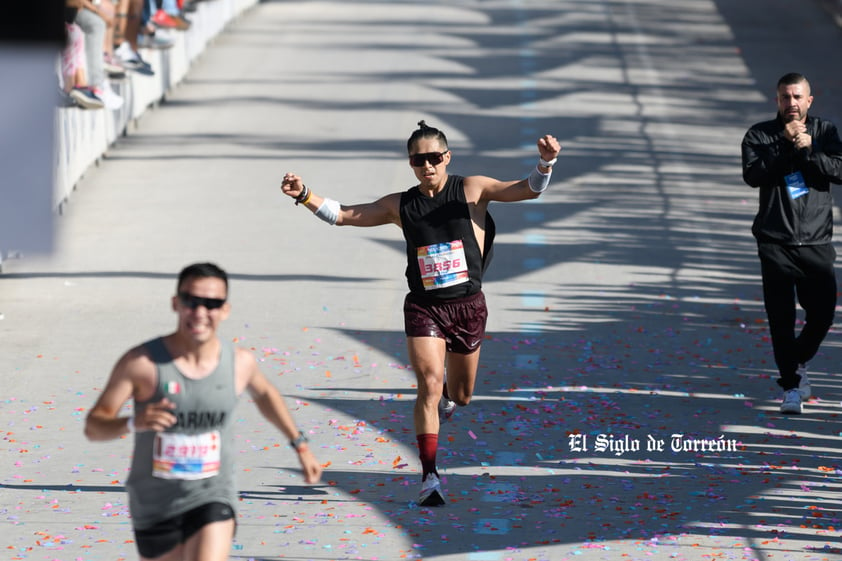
<box><xmin>741</xmin><ymin>72</ymin><xmax>842</xmax><ymax>414</ymax></box>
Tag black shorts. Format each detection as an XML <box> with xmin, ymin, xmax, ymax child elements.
<box><xmin>403</xmin><ymin>291</ymin><xmax>488</xmax><ymax>354</ymax></box>
<box><xmin>134</xmin><ymin>502</ymin><xmax>236</xmax><ymax>559</ymax></box>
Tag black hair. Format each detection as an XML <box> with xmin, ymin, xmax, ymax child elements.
<box><xmin>177</xmin><ymin>262</ymin><xmax>228</xmax><ymax>293</ymax></box>
<box><xmin>777</xmin><ymin>72</ymin><xmax>809</xmax><ymax>89</ymax></box>
<box><xmin>406</xmin><ymin>120</ymin><xmax>448</xmax><ymax>153</ymax></box>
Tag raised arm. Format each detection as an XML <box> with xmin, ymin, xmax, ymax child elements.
<box><xmin>237</xmin><ymin>348</ymin><xmax>322</xmax><ymax>483</ymax></box>
<box><xmin>467</xmin><ymin>134</ymin><xmax>562</xmax><ymax>203</ymax></box>
<box><xmin>280</xmin><ymin>173</ymin><xmax>401</xmax><ymax>227</ymax></box>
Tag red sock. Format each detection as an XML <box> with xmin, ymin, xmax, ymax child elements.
<box><xmin>417</xmin><ymin>433</ymin><xmax>438</xmax><ymax>479</ymax></box>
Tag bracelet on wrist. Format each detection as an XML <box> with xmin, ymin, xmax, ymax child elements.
<box><xmin>290</xmin><ymin>431</ymin><xmax>309</xmax><ymax>451</ymax></box>
<box><xmin>294</xmin><ymin>185</ymin><xmax>311</xmax><ymax>206</ymax></box>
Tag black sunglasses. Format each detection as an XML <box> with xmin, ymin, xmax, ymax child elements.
<box><xmin>177</xmin><ymin>292</ymin><xmax>227</xmax><ymax>310</ymax></box>
<box><xmin>409</xmin><ymin>150</ymin><xmax>449</xmax><ymax>167</ymax></box>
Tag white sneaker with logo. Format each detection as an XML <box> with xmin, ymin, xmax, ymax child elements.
<box><xmin>438</xmin><ymin>395</ymin><xmax>456</xmax><ymax>423</ymax></box>
<box><xmin>418</xmin><ymin>473</ymin><xmax>446</xmax><ymax>507</ymax></box>
<box><xmin>94</xmin><ymin>83</ymin><xmax>124</xmax><ymax>110</ymax></box>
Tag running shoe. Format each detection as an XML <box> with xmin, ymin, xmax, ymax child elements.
<box><xmin>115</xmin><ymin>42</ymin><xmax>155</xmax><ymax>76</ymax></box>
<box><xmin>103</xmin><ymin>55</ymin><xmax>127</xmax><ymax>78</ymax></box>
<box><xmin>152</xmin><ymin>9</ymin><xmax>190</xmax><ymax>30</ymax></box>
<box><xmin>780</xmin><ymin>388</ymin><xmax>802</xmax><ymax>415</ymax></box>
<box><xmin>418</xmin><ymin>473</ymin><xmax>446</xmax><ymax>507</ymax></box>
<box><xmin>69</xmin><ymin>87</ymin><xmax>105</xmax><ymax>109</ymax></box>
<box><xmin>93</xmin><ymin>83</ymin><xmax>124</xmax><ymax>110</ymax></box>
<box><xmin>797</xmin><ymin>364</ymin><xmax>811</xmax><ymax>399</ymax></box>
<box><xmin>438</xmin><ymin>395</ymin><xmax>456</xmax><ymax>423</ymax></box>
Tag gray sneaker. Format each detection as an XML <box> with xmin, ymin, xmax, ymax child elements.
<box><xmin>418</xmin><ymin>473</ymin><xmax>446</xmax><ymax>506</ymax></box>
<box><xmin>780</xmin><ymin>388</ymin><xmax>802</xmax><ymax>415</ymax></box>
<box><xmin>796</xmin><ymin>364</ymin><xmax>811</xmax><ymax>399</ymax></box>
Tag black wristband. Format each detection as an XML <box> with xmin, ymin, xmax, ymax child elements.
<box><xmin>290</xmin><ymin>431</ymin><xmax>309</xmax><ymax>451</ymax></box>
<box><xmin>294</xmin><ymin>185</ymin><xmax>310</xmax><ymax>206</ymax></box>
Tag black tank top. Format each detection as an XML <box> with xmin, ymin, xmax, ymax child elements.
<box><xmin>399</xmin><ymin>175</ymin><xmax>495</xmax><ymax>299</ymax></box>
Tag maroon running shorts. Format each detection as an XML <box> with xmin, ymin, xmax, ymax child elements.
<box><xmin>403</xmin><ymin>291</ymin><xmax>487</xmax><ymax>354</ymax></box>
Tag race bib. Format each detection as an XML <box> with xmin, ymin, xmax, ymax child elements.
<box><xmin>785</xmin><ymin>171</ymin><xmax>809</xmax><ymax>200</ymax></box>
<box><xmin>417</xmin><ymin>240</ymin><xmax>469</xmax><ymax>290</ymax></box>
<box><xmin>153</xmin><ymin>430</ymin><xmax>221</xmax><ymax>480</ymax></box>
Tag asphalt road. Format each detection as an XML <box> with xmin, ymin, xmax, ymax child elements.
<box><xmin>2</xmin><ymin>1</ymin><xmax>842</xmax><ymax>560</ymax></box>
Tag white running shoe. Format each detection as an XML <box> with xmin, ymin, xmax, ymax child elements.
<box><xmin>418</xmin><ymin>473</ymin><xmax>446</xmax><ymax>507</ymax></box>
<box><xmin>93</xmin><ymin>83</ymin><xmax>124</xmax><ymax>110</ymax></box>
<box><xmin>796</xmin><ymin>364</ymin><xmax>811</xmax><ymax>399</ymax></box>
<box><xmin>780</xmin><ymin>388</ymin><xmax>802</xmax><ymax>415</ymax></box>
<box><xmin>438</xmin><ymin>395</ymin><xmax>456</xmax><ymax>423</ymax></box>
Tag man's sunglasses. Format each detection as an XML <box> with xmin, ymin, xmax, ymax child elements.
<box><xmin>409</xmin><ymin>150</ymin><xmax>449</xmax><ymax>167</ymax></box>
<box><xmin>177</xmin><ymin>292</ymin><xmax>227</xmax><ymax>310</ymax></box>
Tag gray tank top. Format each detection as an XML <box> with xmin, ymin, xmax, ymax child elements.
<box><xmin>126</xmin><ymin>337</ymin><xmax>239</xmax><ymax>529</ymax></box>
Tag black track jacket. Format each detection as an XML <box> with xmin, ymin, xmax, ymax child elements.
<box><xmin>742</xmin><ymin>114</ymin><xmax>842</xmax><ymax>246</ymax></box>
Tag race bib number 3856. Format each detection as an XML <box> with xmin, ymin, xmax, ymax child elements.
<box><xmin>417</xmin><ymin>240</ymin><xmax>469</xmax><ymax>290</ymax></box>
<box><xmin>153</xmin><ymin>431</ymin><xmax>221</xmax><ymax>480</ymax></box>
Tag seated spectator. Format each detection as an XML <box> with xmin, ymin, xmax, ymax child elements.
<box><xmin>72</xmin><ymin>0</ymin><xmax>124</xmax><ymax>109</ymax></box>
<box><xmin>61</xmin><ymin>20</ymin><xmax>104</xmax><ymax>109</ymax></box>
<box><xmin>98</xmin><ymin>0</ymin><xmax>128</xmax><ymax>78</ymax></box>
<box><xmin>113</xmin><ymin>0</ymin><xmax>155</xmax><ymax>75</ymax></box>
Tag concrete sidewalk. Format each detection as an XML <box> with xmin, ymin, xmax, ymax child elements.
<box><xmin>2</xmin><ymin>1</ymin><xmax>842</xmax><ymax>560</ymax></box>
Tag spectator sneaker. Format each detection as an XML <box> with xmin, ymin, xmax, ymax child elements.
<box><xmin>93</xmin><ymin>83</ymin><xmax>124</xmax><ymax>110</ymax></box>
<box><xmin>780</xmin><ymin>388</ymin><xmax>802</xmax><ymax>415</ymax></box>
<box><xmin>418</xmin><ymin>474</ymin><xmax>445</xmax><ymax>507</ymax></box>
<box><xmin>69</xmin><ymin>87</ymin><xmax>105</xmax><ymax>110</ymax></box>
<box><xmin>103</xmin><ymin>55</ymin><xmax>127</xmax><ymax>78</ymax></box>
<box><xmin>115</xmin><ymin>42</ymin><xmax>155</xmax><ymax>76</ymax></box>
<box><xmin>152</xmin><ymin>9</ymin><xmax>190</xmax><ymax>30</ymax></box>
<box><xmin>438</xmin><ymin>395</ymin><xmax>456</xmax><ymax>423</ymax></box>
<box><xmin>796</xmin><ymin>364</ymin><xmax>811</xmax><ymax>399</ymax></box>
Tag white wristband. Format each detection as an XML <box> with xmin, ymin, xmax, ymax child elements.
<box><xmin>126</xmin><ymin>417</ymin><xmax>135</xmax><ymax>433</ymax></box>
<box><xmin>315</xmin><ymin>198</ymin><xmax>340</xmax><ymax>225</ymax></box>
<box><xmin>539</xmin><ymin>157</ymin><xmax>557</xmax><ymax>168</ymax></box>
<box><xmin>528</xmin><ymin>165</ymin><xmax>552</xmax><ymax>193</ymax></box>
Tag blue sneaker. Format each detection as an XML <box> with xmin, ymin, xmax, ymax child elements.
<box><xmin>69</xmin><ymin>87</ymin><xmax>104</xmax><ymax>110</ymax></box>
